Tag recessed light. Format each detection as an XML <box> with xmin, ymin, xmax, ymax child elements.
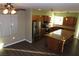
<box><xmin>38</xmin><ymin>9</ymin><xmax>42</xmax><ymax>11</ymax></box>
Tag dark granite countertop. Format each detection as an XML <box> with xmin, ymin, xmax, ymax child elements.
<box><xmin>45</xmin><ymin>29</ymin><xmax>74</xmax><ymax>41</ymax></box>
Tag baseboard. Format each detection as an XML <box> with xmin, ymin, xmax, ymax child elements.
<box><xmin>25</xmin><ymin>39</ymin><xmax>32</xmax><ymax>43</ymax></box>
<box><xmin>3</xmin><ymin>39</ymin><xmax>26</xmax><ymax>47</ymax></box>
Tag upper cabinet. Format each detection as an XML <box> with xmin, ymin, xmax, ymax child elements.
<box><xmin>32</xmin><ymin>9</ymin><xmax>51</xmax><ymax>22</ymax></box>
<box><xmin>32</xmin><ymin>15</ymin><xmax>42</xmax><ymax>21</ymax></box>
<box><xmin>32</xmin><ymin>15</ymin><xmax>51</xmax><ymax>22</ymax></box>
<box><xmin>63</xmin><ymin>17</ymin><xmax>77</xmax><ymax>27</ymax></box>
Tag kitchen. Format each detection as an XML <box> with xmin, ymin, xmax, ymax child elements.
<box><xmin>32</xmin><ymin>9</ymin><xmax>78</xmax><ymax>54</ymax></box>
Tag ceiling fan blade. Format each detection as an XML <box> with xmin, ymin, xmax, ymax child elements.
<box><xmin>15</xmin><ymin>9</ymin><xmax>26</xmax><ymax>11</ymax></box>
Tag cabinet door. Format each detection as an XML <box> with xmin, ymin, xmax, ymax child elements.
<box><xmin>32</xmin><ymin>15</ymin><xmax>42</xmax><ymax>21</ymax></box>
<box><xmin>46</xmin><ymin>37</ymin><xmax>59</xmax><ymax>51</ymax></box>
<box><xmin>32</xmin><ymin>16</ymin><xmax>36</xmax><ymax>21</ymax></box>
<box><xmin>63</xmin><ymin>17</ymin><xmax>77</xmax><ymax>27</ymax></box>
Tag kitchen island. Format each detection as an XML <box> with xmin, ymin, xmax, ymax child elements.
<box><xmin>45</xmin><ymin>29</ymin><xmax>74</xmax><ymax>53</ymax></box>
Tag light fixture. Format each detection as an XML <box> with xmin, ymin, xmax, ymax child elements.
<box><xmin>3</xmin><ymin>9</ymin><xmax>8</xmax><ymax>14</ymax></box>
<box><xmin>3</xmin><ymin>3</ymin><xmax>16</xmax><ymax>14</ymax></box>
<box><xmin>11</xmin><ymin>9</ymin><xmax>16</xmax><ymax>14</ymax></box>
<box><xmin>38</xmin><ymin>8</ymin><xmax>42</xmax><ymax>11</ymax></box>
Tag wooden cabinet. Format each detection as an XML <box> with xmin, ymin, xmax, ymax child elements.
<box><xmin>45</xmin><ymin>29</ymin><xmax>74</xmax><ymax>53</ymax></box>
<box><xmin>32</xmin><ymin>15</ymin><xmax>42</xmax><ymax>21</ymax></box>
<box><xmin>32</xmin><ymin>15</ymin><xmax>51</xmax><ymax>22</ymax></box>
<box><xmin>63</xmin><ymin>17</ymin><xmax>77</xmax><ymax>27</ymax></box>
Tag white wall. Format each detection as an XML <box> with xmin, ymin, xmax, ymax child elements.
<box><xmin>0</xmin><ymin>11</ymin><xmax>27</xmax><ymax>47</ymax></box>
<box><xmin>25</xmin><ymin>9</ymin><xmax>32</xmax><ymax>43</ymax></box>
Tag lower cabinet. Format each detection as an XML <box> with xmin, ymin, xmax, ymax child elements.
<box><xmin>46</xmin><ymin>37</ymin><xmax>64</xmax><ymax>53</ymax></box>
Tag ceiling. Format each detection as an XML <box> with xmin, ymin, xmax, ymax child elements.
<box><xmin>1</xmin><ymin>3</ymin><xmax>79</xmax><ymax>12</ymax></box>
<box><xmin>14</xmin><ymin>3</ymin><xmax>79</xmax><ymax>11</ymax></box>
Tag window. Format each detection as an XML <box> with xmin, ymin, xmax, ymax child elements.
<box><xmin>53</xmin><ymin>16</ymin><xmax>63</xmax><ymax>25</ymax></box>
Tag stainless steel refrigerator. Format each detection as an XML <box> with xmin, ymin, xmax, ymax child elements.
<box><xmin>32</xmin><ymin>20</ymin><xmax>41</xmax><ymax>42</ymax></box>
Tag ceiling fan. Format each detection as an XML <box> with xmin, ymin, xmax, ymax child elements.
<box><xmin>0</xmin><ymin>3</ymin><xmax>26</xmax><ymax>14</ymax></box>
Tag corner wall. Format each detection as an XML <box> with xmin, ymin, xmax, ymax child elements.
<box><xmin>25</xmin><ymin>9</ymin><xmax>32</xmax><ymax>43</ymax></box>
